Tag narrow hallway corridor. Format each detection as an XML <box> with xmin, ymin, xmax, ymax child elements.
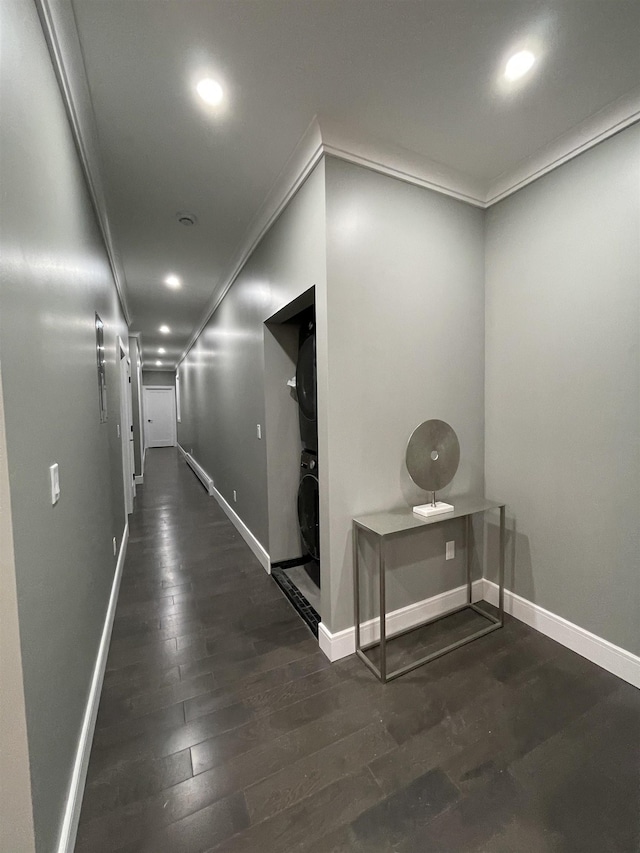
<box><xmin>3</xmin><ymin>3</ymin><xmax>640</xmax><ymax>850</ymax></box>
<box><xmin>76</xmin><ymin>448</ymin><xmax>334</xmax><ymax>851</ymax></box>
<box><xmin>75</xmin><ymin>450</ymin><xmax>639</xmax><ymax>853</ymax></box>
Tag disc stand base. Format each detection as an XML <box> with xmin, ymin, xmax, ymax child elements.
<box><xmin>413</xmin><ymin>501</ymin><xmax>454</xmax><ymax>518</ymax></box>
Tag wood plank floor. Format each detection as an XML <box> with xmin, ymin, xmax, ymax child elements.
<box><xmin>76</xmin><ymin>448</ymin><xmax>640</xmax><ymax>852</ymax></box>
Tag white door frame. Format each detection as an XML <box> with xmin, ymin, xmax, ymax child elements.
<box><xmin>118</xmin><ymin>339</ymin><xmax>135</xmax><ymax>517</ymax></box>
<box><xmin>133</xmin><ymin>337</ymin><xmax>145</xmax><ymax>476</ymax></box>
<box><xmin>143</xmin><ymin>385</ymin><xmax>177</xmax><ymax>448</ymax></box>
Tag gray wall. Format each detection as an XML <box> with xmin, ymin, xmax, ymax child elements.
<box><xmin>485</xmin><ymin>124</ymin><xmax>640</xmax><ymax>655</ymax></box>
<box><xmin>178</xmin><ymin>160</ymin><xmax>327</xmax><ymax>551</ymax></box>
<box><xmin>324</xmin><ymin>158</ymin><xmax>485</xmax><ymax>632</ymax></box>
<box><xmin>174</xmin><ymin>134</ymin><xmax>638</xmax><ymax>651</ymax></box>
<box><xmin>0</xmin><ymin>0</ymin><xmax>129</xmax><ymax>848</ymax></box>
<box><xmin>178</xmin><ymin>156</ymin><xmax>485</xmax><ymax>635</ymax></box>
<box><xmin>143</xmin><ymin>369</ymin><xmax>176</xmax><ymax>387</ymax></box>
<box><xmin>0</xmin><ymin>367</ymin><xmax>35</xmax><ymax>853</ymax></box>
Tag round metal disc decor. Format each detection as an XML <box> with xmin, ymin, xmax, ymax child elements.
<box><xmin>405</xmin><ymin>419</ymin><xmax>460</xmax><ymax>493</ymax></box>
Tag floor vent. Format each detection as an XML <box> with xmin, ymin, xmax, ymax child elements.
<box><xmin>271</xmin><ymin>566</ymin><xmax>320</xmax><ymax>637</ymax></box>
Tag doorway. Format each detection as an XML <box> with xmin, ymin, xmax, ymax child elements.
<box><xmin>143</xmin><ymin>387</ymin><xmax>177</xmax><ymax>448</ymax></box>
<box><xmin>118</xmin><ymin>340</ymin><xmax>135</xmax><ymax>517</ymax></box>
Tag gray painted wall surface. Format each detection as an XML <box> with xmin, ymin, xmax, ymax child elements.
<box><xmin>178</xmin><ymin>161</ymin><xmax>327</xmax><ymax>551</ymax></box>
<box><xmin>485</xmin><ymin>124</ymin><xmax>640</xmax><ymax>654</ymax></box>
<box><xmin>143</xmin><ymin>369</ymin><xmax>176</xmax><ymax>387</ymax></box>
<box><xmin>0</xmin><ymin>0</ymin><xmax>129</xmax><ymax>848</ymax></box>
<box><xmin>324</xmin><ymin>158</ymin><xmax>485</xmax><ymax>632</ymax></box>
<box><xmin>0</xmin><ymin>367</ymin><xmax>35</xmax><ymax>853</ymax></box>
<box><xmin>129</xmin><ymin>337</ymin><xmax>144</xmax><ymax>476</ymax></box>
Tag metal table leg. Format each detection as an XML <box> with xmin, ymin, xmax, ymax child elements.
<box><xmin>354</xmin><ymin>525</ymin><xmax>361</xmax><ymax>653</ymax></box>
<box><xmin>499</xmin><ymin>504</ymin><xmax>505</xmax><ymax>625</ymax></box>
<box><xmin>354</xmin><ymin>524</ymin><xmax>384</xmax><ymax>681</ymax></box>
<box><xmin>466</xmin><ymin>514</ymin><xmax>472</xmax><ymax>605</ymax></box>
<box><xmin>379</xmin><ymin>537</ymin><xmax>387</xmax><ymax>682</ymax></box>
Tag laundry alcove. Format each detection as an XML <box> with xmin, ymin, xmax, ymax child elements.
<box><xmin>264</xmin><ymin>287</ymin><xmax>322</xmax><ymax>632</ymax></box>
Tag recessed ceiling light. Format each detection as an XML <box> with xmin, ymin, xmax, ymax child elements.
<box><xmin>156</xmin><ymin>360</ymin><xmax>163</xmax><ymax>366</ymax></box>
<box><xmin>164</xmin><ymin>274</ymin><xmax>181</xmax><ymax>289</ymax></box>
<box><xmin>158</xmin><ymin>347</ymin><xmax>166</xmax><ymax>354</ymax></box>
<box><xmin>196</xmin><ymin>78</ymin><xmax>224</xmax><ymax>106</ymax></box>
<box><xmin>505</xmin><ymin>50</ymin><xmax>536</xmax><ymax>81</ymax></box>
<box><xmin>159</xmin><ymin>325</ymin><xmax>170</xmax><ymax>334</ymax></box>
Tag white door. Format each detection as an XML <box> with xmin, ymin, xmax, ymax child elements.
<box><xmin>143</xmin><ymin>387</ymin><xmax>176</xmax><ymax>447</ymax></box>
<box><xmin>119</xmin><ymin>345</ymin><xmax>135</xmax><ymax>516</ymax></box>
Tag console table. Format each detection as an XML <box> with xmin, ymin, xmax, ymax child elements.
<box><xmin>353</xmin><ymin>496</ymin><xmax>505</xmax><ymax>682</ymax></box>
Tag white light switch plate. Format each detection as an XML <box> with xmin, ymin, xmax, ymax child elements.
<box><xmin>256</xmin><ymin>424</ymin><xmax>262</xmax><ymax>439</ymax></box>
<box><xmin>49</xmin><ymin>463</ymin><xmax>60</xmax><ymax>505</ymax></box>
<box><xmin>446</xmin><ymin>540</ymin><xmax>455</xmax><ymax>560</ymax></box>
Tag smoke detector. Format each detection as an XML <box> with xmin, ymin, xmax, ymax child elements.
<box><xmin>176</xmin><ymin>211</ymin><xmax>197</xmax><ymax>226</ymax></box>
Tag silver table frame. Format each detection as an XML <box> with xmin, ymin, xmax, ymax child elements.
<box><xmin>353</xmin><ymin>498</ymin><xmax>505</xmax><ymax>683</ymax></box>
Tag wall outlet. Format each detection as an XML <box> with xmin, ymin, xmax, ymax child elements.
<box><xmin>117</xmin><ymin>424</ymin><xmax>120</xmax><ymax>438</ymax></box>
<box><xmin>446</xmin><ymin>540</ymin><xmax>455</xmax><ymax>560</ymax></box>
<box><xmin>233</xmin><ymin>490</ymin><xmax>237</xmax><ymax>502</ymax></box>
<box><xmin>112</xmin><ymin>536</ymin><xmax>117</xmax><ymax>556</ymax></box>
<box><xmin>256</xmin><ymin>424</ymin><xmax>262</xmax><ymax>439</ymax></box>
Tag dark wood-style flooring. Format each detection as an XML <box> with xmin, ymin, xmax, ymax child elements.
<box><xmin>76</xmin><ymin>448</ymin><xmax>640</xmax><ymax>852</ymax></box>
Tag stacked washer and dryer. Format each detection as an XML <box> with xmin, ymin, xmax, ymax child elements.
<box><xmin>295</xmin><ymin>310</ymin><xmax>320</xmax><ymax>589</ymax></box>
<box><xmin>269</xmin><ymin>304</ymin><xmax>321</xmax><ymax>632</ymax></box>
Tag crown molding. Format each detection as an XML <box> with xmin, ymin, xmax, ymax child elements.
<box><xmin>34</xmin><ymin>0</ymin><xmax>131</xmax><ymax>326</ymax></box>
<box><xmin>176</xmin><ymin>114</ymin><xmax>485</xmax><ymax>367</ymax></box>
<box><xmin>485</xmin><ymin>86</ymin><xmax>640</xmax><ymax>205</ymax></box>
<box><xmin>319</xmin><ymin>116</ymin><xmax>486</xmax><ymax>207</ymax></box>
<box><xmin>319</xmin><ymin>101</ymin><xmax>640</xmax><ymax>209</ymax></box>
<box><xmin>177</xmin><ymin>116</ymin><xmax>324</xmax><ymax>366</ymax></box>
<box><xmin>178</xmin><ymin>98</ymin><xmax>640</xmax><ymax>366</ymax></box>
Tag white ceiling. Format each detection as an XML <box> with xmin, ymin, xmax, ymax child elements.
<box><xmin>69</xmin><ymin>0</ymin><xmax>640</xmax><ymax>369</ymax></box>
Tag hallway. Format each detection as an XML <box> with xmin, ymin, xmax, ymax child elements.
<box><xmin>74</xmin><ymin>450</ymin><xmax>639</xmax><ymax>853</ymax></box>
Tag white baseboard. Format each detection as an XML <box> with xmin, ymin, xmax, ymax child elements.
<box><xmin>211</xmin><ymin>483</ymin><xmax>271</xmax><ymax>574</ymax></box>
<box><xmin>177</xmin><ymin>443</ymin><xmax>214</xmax><ymax>495</ymax></box>
<box><xmin>482</xmin><ymin>580</ymin><xmax>640</xmax><ymax>690</ymax></box>
<box><xmin>56</xmin><ymin>522</ymin><xmax>129</xmax><ymax>853</ymax></box>
<box><xmin>176</xmin><ymin>444</ymin><xmax>270</xmax><ymax>574</ymax></box>
<box><xmin>319</xmin><ymin>577</ymin><xmax>640</xmax><ymax>687</ymax></box>
<box><xmin>319</xmin><ymin>579</ymin><xmax>484</xmax><ymax>662</ymax></box>
<box><xmin>134</xmin><ymin>475</ymin><xmax>143</xmax><ymax>485</ymax></box>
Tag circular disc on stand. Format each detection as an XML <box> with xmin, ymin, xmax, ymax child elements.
<box><xmin>405</xmin><ymin>419</ymin><xmax>460</xmax><ymax>493</ymax></box>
